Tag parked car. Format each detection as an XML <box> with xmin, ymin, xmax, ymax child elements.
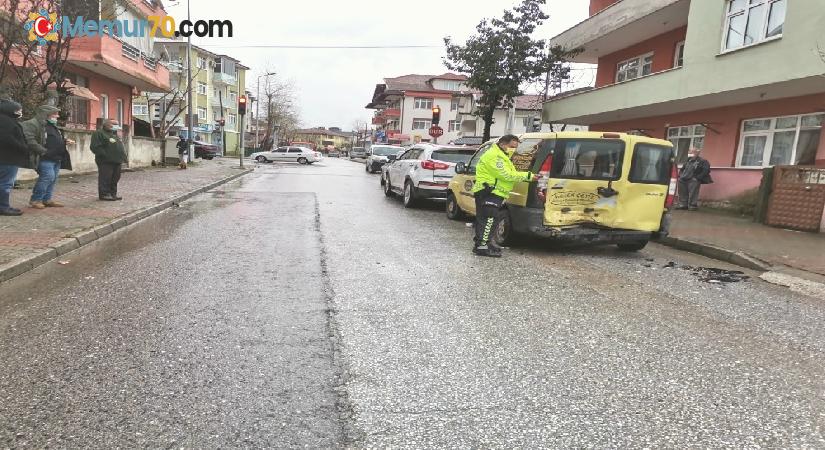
<box><xmin>381</xmin><ymin>144</ymin><xmax>476</xmax><ymax>207</ymax></box>
<box><xmin>328</xmin><ymin>148</ymin><xmax>341</xmax><ymax>157</ymax></box>
<box><xmin>366</xmin><ymin>145</ymin><xmax>405</xmax><ymax>173</ymax></box>
<box><xmin>193</xmin><ymin>141</ymin><xmax>219</xmax><ymax>160</ymax></box>
<box><xmin>250</xmin><ymin>146</ymin><xmax>322</xmax><ymax>164</ymax></box>
<box><xmin>350</xmin><ymin>147</ymin><xmax>367</xmax><ymax>159</ymax></box>
<box><xmin>447</xmin><ymin>131</ymin><xmax>677</xmax><ymax>251</ymax></box>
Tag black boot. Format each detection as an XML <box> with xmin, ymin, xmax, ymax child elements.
<box><xmin>0</xmin><ymin>192</ymin><xmax>21</xmax><ymax>215</ymax></box>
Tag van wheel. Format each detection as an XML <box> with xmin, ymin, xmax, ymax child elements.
<box><xmin>617</xmin><ymin>240</ymin><xmax>649</xmax><ymax>252</ymax></box>
<box><xmin>446</xmin><ymin>193</ymin><xmax>465</xmax><ymax>221</ymax></box>
<box><xmin>403</xmin><ymin>180</ymin><xmax>418</xmax><ymax>208</ymax></box>
<box><xmin>495</xmin><ymin>209</ymin><xmax>517</xmax><ymax>247</ymax></box>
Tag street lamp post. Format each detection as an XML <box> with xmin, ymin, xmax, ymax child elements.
<box><xmin>186</xmin><ymin>0</ymin><xmax>194</xmax><ymax>158</ymax></box>
<box><xmin>255</xmin><ymin>72</ymin><xmax>276</xmax><ymax>149</ymax></box>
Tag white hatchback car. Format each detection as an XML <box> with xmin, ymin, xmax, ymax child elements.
<box><xmin>251</xmin><ymin>146</ymin><xmax>322</xmax><ymax>164</ymax></box>
<box><xmin>381</xmin><ymin>144</ymin><xmax>477</xmax><ymax>208</ymax></box>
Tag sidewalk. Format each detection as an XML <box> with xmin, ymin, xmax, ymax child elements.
<box><xmin>665</xmin><ymin>209</ymin><xmax>825</xmax><ymax>276</ymax></box>
<box><xmin>0</xmin><ymin>159</ymin><xmax>251</xmax><ymax>281</ymax></box>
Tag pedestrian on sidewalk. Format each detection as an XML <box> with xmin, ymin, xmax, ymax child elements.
<box><xmin>90</xmin><ymin>119</ymin><xmax>127</xmax><ymax>201</ymax></box>
<box><xmin>0</xmin><ymin>100</ymin><xmax>33</xmax><ymax>216</ymax></box>
<box><xmin>22</xmin><ymin>104</ymin><xmax>75</xmax><ymax>209</ymax></box>
<box><xmin>471</xmin><ymin>134</ymin><xmax>539</xmax><ymax>257</ymax></box>
<box><xmin>676</xmin><ymin>148</ymin><xmax>712</xmax><ymax>211</ymax></box>
<box><xmin>177</xmin><ymin>136</ymin><xmax>189</xmax><ymax>170</ymax></box>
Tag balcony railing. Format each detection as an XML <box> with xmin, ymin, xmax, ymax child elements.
<box><xmin>143</xmin><ymin>55</ymin><xmax>157</xmax><ymax>71</ymax></box>
<box><xmin>122</xmin><ymin>42</ymin><xmax>140</xmax><ymax>61</ymax></box>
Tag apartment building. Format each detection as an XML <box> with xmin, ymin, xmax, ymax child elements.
<box><xmin>543</xmin><ymin>0</ymin><xmax>824</xmax><ymax>200</ymax></box>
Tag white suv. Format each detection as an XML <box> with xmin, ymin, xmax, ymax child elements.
<box><xmin>381</xmin><ymin>144</ymin><xmax>477</xmax><ymax>208</ymax></box>
<box><xmin>251</xmin><ymin>146</ymin><xmax>322</xmax><ymax>164</ymax></box>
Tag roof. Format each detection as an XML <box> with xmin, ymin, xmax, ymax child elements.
<box><xmin>513</xmin><ymin>95</ymin><xmax>544</xmax><ymax>111</ymax></box>
<box><xmin>429</xmin><ymin>73</ymin><xmax>468</xmax><ymax>82</ymax></box>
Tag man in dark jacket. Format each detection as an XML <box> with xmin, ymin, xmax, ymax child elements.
<box><xmin>23</xmin><ymin>104</ymin><xmax>74</xmax><ymax>209</ymax></box>
<box><xmin>176</xmin><ymin>136</ymin><xmax>189</xmax><ymax>169</ymax></box>
<box><xmin>90</xmin><ymin>119</ymin><xmax>127</xmax><ymax>201</ymax></box>
<box><xmin>677</xmin><ymin>148</ymin><xmax>712</xmax><ymax>211</ymax></box>
<box><xmin>0</xmin><ymin>100</ymin><xmax>32</xmax><ymax>216</ymax></box>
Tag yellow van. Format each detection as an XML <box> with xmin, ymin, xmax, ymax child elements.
<box><xmin>447</xmin><ymin>132</ymin><xmax>677</xmax><ymax>251</ymax></box>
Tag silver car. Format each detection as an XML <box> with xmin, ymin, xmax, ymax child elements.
<box><xmin>350</xmin><ymin>147</ymin><xmax>367</xmax><ymax>159</ymax></box>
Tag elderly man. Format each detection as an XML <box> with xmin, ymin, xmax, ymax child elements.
<box><xmin>677</xmin><ymin>148</ymin><xmax>712</xmax><ymax>211</ymax></box>
<box><xmin>90</xmin><ymin>119</ymin><xmax>127</xmax><ymax>201</ymax></box>
<box><xmin>23</xmin><ymin>104</ymin><xmax>75</xmax><ymax>209</ymax></box>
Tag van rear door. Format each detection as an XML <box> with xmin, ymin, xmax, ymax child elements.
<box><xmin>617</xmin><ymin>140</ymin><xmax>674</xmax><ymax>232</ymax></box>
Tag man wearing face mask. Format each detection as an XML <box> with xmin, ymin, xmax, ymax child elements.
<box><xmin>90</xmin><ymin>119</ymin><xmax>127</xmax><ymax>201</ymax></box>
<box><xmin>0</xmin><ymin>99</ymin><xmax>32</xmax><ymax>216</ymax></box>
<box><xmin>471</xmin><ymin>134</ymin><xmax>539</xmax><ymax>257</ymax></box>
<box><xmin>22</xmin><ymin>104</ymin><xmax>75</xmax><ymax>209</ymax></box>
<box><xmin>676</xmin><ymin>148</ymin><xmax>712</xmax><ymax>211</ymax></box>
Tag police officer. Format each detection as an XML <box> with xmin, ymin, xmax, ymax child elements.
<box><xmin>472</xmin><ymin>134</ymin><xmax>539</xmax><ymax>257</ymax></box>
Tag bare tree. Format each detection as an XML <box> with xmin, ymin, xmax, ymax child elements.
<box><xmin>256</xmin><ymin>68</ymin><xmax>300</xmax><ymax>150</ymax></box>
<box><xmin>351</xmin><ymin>119</ymin><xmax>369</xmax><ymax>146</ymax></box>
<box><xmin>0</xmin><ymin>0</ymin><xmax>90</xmax><ymax>120</ymax></box>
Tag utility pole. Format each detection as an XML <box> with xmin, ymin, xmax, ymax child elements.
<box><xmin>255</xmin><ymin>72</ymin><xmax>276</xmax><ymax>149</ymax></box>
<box><xmin>218</xmin><ymin>90</ymin><xmax>226</xmax><ymax>156</ymax></box>
<box><xmin>186</xmin><ymin>0</ymin><xmax>194</xmax><ymax>157</ymax></box>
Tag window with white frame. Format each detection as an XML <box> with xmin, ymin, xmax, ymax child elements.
<box><xmin>450</xmin><ymin>98</ymin><xmax>460</xmax><ymax>111</ymax></box>
<box><xmin>616</xmin><ymin>53</ymin><xmax>653</xmax><ymax>82</ymax></box>
<box><xmin>100</xmin><ymin>94</ymin><xmax>109</xmax><ymax>119</ymax></box>
<box><xmin>133</xmin><ymin>104</ymin><xmax>149</xmax><ymax>116</ymax></box>
<box><xmin>414</xmin><ymin>98</ymin><xmax>433</xmax><ymax>109</ymax></box>
<box><xmin>229</xmin><ymin>91</ymin><xmax>237</xmax><ymax>103</ymax></box>
<box><xmin>520</xmin><ymin>117</ymin><xmax>530</xmax><ymax>128</ymax></box>
<box><xmin>674</xmin><ymin>41</ymin><xmax>685</xmax><ymax>67</ymax></box>
<box><xmin>116</xmin><ymin>99</ymin><xmax>123</xmax><ymax>125</ymax></box>
<box><xmin>196</xmin><ymin>56</ymin><xmax>207</xmax><ymax>70</ymax></box>
<box><xmin>197</xmin><ymin>82</ymin><xmax>207</xmax><ymax>95</ymax></box>
<box><xmin>448</xmin><ymin>120</ymin><xmax>461</xmax><ymax>132</ymax></box>
<box><xmin>412</xmin><ymin>119</ymin><xmax>431</xmax><ymax>130</ymax></box>
<box><xmin>737</xmin><ymin>113</ymin><xmax>823</xmax><ymax>167</ymax></box>
<box><xmin>227</xmin><ymin>114</ymin><xmax>237</xmax><ymax>126</ymax></box>
<box><xmin>723</xmin><ymin>0</ymin><xmax>786</xmax><ymax>52</ymax></box>
<box><xmin>442</xmin><ymin>81</ymin><xmax>460</xmax><ymax>91</ymax></box>
<box><xmin>197</xmin><ymin>107</ymin><xmax>207</xmax><ymax>121</ymax></box>
<box><xmin>667</xmin><ymin>125</ymin><xmax>706</xmax><ymax>164</ymax></box>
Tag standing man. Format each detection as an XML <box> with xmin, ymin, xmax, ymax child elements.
<box><xmin>472</xmin><ymin>134</ymin><xmax>538</xmax><ymax>257</ymax></box>
<box><xmin>0</xmin><ymin>100</ymin><xmax>31</xmax><ymax>216</ymax></box>
<box><xmin>677</xmin><ymin>148</ymin><xmax>712</xmax><ymax>211</ymax></box>
<box><xmin>91</xmin><ymin>120</ymin><xmax>127</xmax><ymax>201</ymax></box>
<box><xmin>176</xmin><ymin>135</ymin><xmax>189</xmax><ymax>169</ymax></box>
<box><xmin>23</xmin><ymin>104</ymin><xmax>74</xmax><ymax>209</ymax></box>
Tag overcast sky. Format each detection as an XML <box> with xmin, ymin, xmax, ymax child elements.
<box><xmin>163</xmin><ymin>0</ymin><xmax>591</xmax><ymax>131</ymax></box>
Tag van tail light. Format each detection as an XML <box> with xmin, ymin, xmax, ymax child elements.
<box><xmin>421</xmin><ymin>160</ymin><xmax>450</xmax><ymax>170</ymax></box>
<box><xmin>666</xmin><ymin>164</ymin><xmax>679</xmax><ymax>209</ymax></box>
<box><xmin>536</xmin><ymin>155</ymin><xmax>553</xmax><ymax>203</ymax></box>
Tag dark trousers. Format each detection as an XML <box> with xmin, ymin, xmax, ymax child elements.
<box><xmin>474</xmin><ymin>189</ymin><xmax>504</xmax><ymax>248</ymax></box>
<box><xmin>677</xmin><ymin>178</ymin><xmax>701</xmax><ymax>208</ymax></box>
<box><xmin>97</xmin><ymin>162</ymin><xmax>122</xmax><ymax>197</ymax></box>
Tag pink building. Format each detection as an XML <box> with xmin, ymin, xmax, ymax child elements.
<box><xmin>544</xmin><ymin>0</ymin><xmax>825</xmax><ymax>200</ymax></box>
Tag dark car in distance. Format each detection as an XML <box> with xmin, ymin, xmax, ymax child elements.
<box><xmin>193</xmin><ymin>141</ymin><xmax>220</xmax><ymax>160</ymax></box>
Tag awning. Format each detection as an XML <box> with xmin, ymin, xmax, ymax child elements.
<box><xmin>47</xmin><ymin>80</ymin><xmax>99</xmax><ymax>101</ymax></box>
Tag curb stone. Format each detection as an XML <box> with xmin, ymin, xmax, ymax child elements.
<box><xmin>0</xmin><ymin>169</ymin><xmax>252</xmax><ymax>284</ymax></box>
<box><xmin>656</xmin><ymin>236</ymin><xmax>771</xmax><ymax>271</ymax></box>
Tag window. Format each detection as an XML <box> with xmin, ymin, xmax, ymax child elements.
<box><xmin>737</xmin><ymin>113</ymin><xmax>823</xmax><ymax>167</ymax></box>
<box><xmin>629</xmin><ymin>144</ymin><xmax>674</xmax><ymax>185</ymax></box>
<box><xmin>133</xmin><ymin>104</ymin><xmax>149</xmax><ymax>115</ymax></box>
<box><xmin>468</xmin><ymin>143</ymin><xmax>493</xmax><ymax>172</ymax></box>
<box><xmin>227</xmin><ymin>114</ymin><xmax>236</xmax><ymax>126</ymax></box>
<box><xmin>432</xmin><ymin>148</ymin><xmax>475</xmax><ymax>164</ymax></box>
<box><xmin>448</xmin><ymin>120</ymin><xmax>461</xmax><ymax>132</ymax></box>
<box><xmin>196</xmin><ymin>56</ymin><xmax>207</xmax><ymax>70</ymax></box>
<box><xmin>450</xmin><ymin>98</ymin><xmax>460</xmax><ymax>111</ymax></box>
<box><xmin>274</xmin><ymin>147</ymin><xmax>287</xmax><ymax>153</ymax></box>
<box><xmin>197</xmin><ymin>107</ymin><xmax>207</xmax><ymax>121</ymax></box>
<box><xmin>616</xmin><ymin>53</ymin><xmax>653</xmax><ymax>82</ymax></box>
<box><xmin>412</xmin><ymin>119</ymin><xmax>431</xmax><ymax>130</ymax></box>
<box><xmin>442</xmin><ymin>81</ymin><xmax>461</xmax><ymax>91</ymax></box>
<box><xmin>724</xmin><ymin>0</ymin><xmax>786</xmax><ymax>52</ymax></box>
<box><xmin>414</xmin><ymin>98</ymin><xmax>433</xmax><ymax>109</ymax></box>
<box><xmin>551</xmin><ymin>139</ymin><xmax>625</xmax><ymax>180</ymax></box>
<box><xmin>116</xmin><ymin>99</ymin><xmax>123</xmax><ymax>125</ymax></box>
<box><xmin>667</xmin><ymin>125</ymin><xmax>706</xmax><ymax>164</ymax></box>
<box><xmin>100</xmin><ymin>94</ymin><xmax>109</xmax><ymax>119</ymax></box>
<box><xmin>674</xmin><ymin>41</ymin><xmax>685</xmax><ymax>67</ymax></box>
<box><xmin>288</xmin><ymin>148</ymin><xmax>302</xmax><ymax>153</ymax></box>
<box><xmin>229</xmin><ymin>91</ymin><xmax>237</xmax><ymax>103</ymax></box>
<box><xmin>197</xmin><ymin>82</ymin><xmax>207</xmax><ymax>95</ymax></box>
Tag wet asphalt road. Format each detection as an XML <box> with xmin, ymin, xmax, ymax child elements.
<box><xmin>1</xmin><ymin>157</ymin><xmax>825</xmax><ymax>448</ymax></box>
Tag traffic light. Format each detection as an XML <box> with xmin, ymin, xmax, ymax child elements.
<box><xmin>532</xmin><ymin>116</ymin><xmax>542</xmax><ymax>132</ymax></box>
<box><xmin>238</xmin><ymin>95</ymin><xmax>247</xmax><ymax>115</ymax></box>
<box><xmin>431</xmin><ymin>106</ymin><xmax>441</xmax><ymax>125</ymax></box>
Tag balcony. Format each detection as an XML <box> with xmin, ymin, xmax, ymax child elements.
<box><xmin>383</xmin><ymin>108</ymin><xmax>401</xmax><ymax>118</ymax></box>
<box><xmin>213</xmin><ymin>72</ymin><xmax>237</xmax><ymax>86</ymax></box>
<box><xmin>66</xmin><ymin>35</ymin><xmax>170</xmax><ymax>92</ymax></box>
<box><xmin>550</xmin><ymin>0</ymin><xmax>689</xmax><ymax>63</ymax></box>
<box><xmin>372</xmin><ymin>116</ymin><xmax>385</xmax><ymax>125</ymax></box>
